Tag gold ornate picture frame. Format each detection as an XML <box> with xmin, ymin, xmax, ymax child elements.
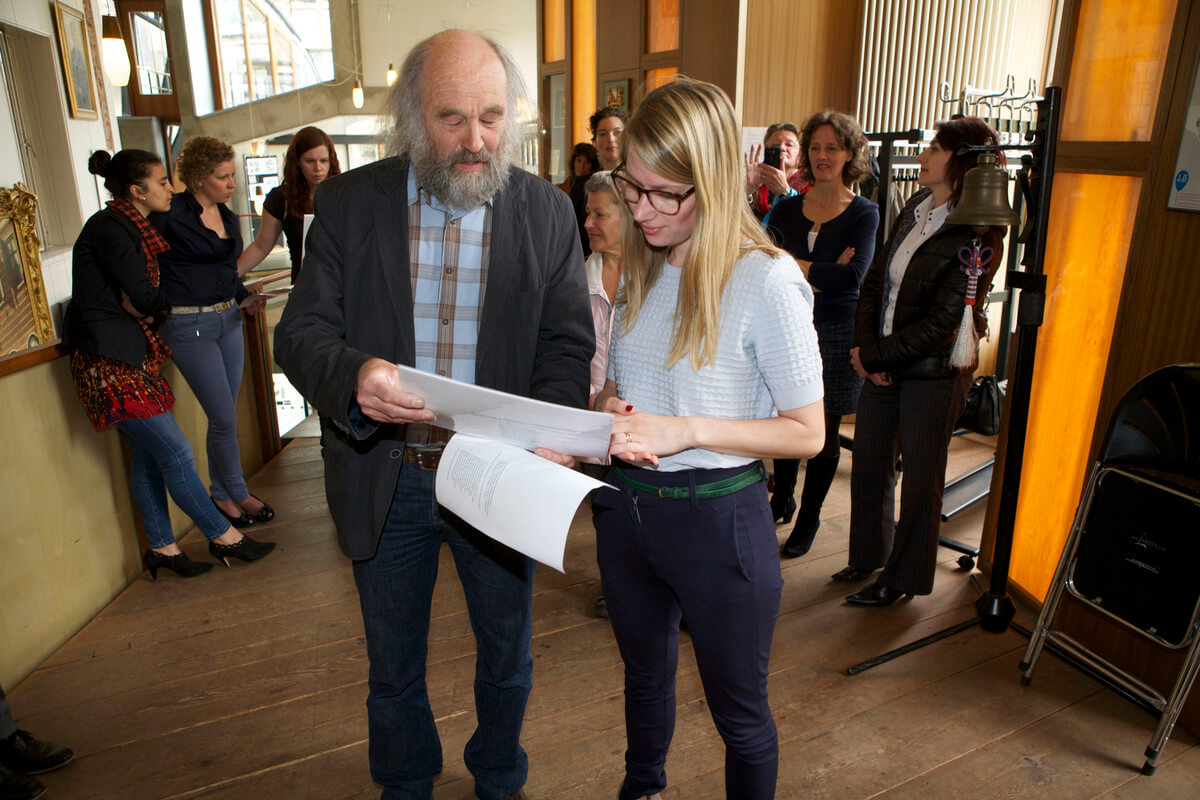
<box><xmin>0</xmin><ymin>184</ymin><xmax>55</xmax><ymax>358</ymax></box>
<box><xmin>54</xmin><ymin>1</ymin><xmax>99</xmax><ymax>120</ymax></box>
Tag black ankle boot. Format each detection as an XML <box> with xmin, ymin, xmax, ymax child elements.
<box><xmin>768</xmin><ymin>494</ymin><xmax>796</xmax><ymax>524</ymax></box>
<box><xmin>781</xmin><ymin>512</ymin><xmax>819</xmax><ymax>558</ymax></box>
<box><xmin>209</xmin><ymin>533</ymin><xmax>276</xmax><ymax>566</ymax></box>
<box><xmin>142</xmin><ymin>549</ymin><xmax>214</xmax><ymax>582</ymax></box>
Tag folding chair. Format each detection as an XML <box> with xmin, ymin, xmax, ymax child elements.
<box><xmin>1019</xmin><ymin>363</ymin><xmax>1200</xmax><ymax>774</ymax></box>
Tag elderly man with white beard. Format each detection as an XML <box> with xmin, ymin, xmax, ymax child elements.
<box><xmin>274</xmin><ymin>29</ymin><xmax>593</xmax><ymax>800</ymax></box>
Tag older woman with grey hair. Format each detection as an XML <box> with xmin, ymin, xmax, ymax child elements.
<box><xmin>582</xmin><ymin>170</ymin><xmax>624</xmax><ymax>406</ymax></box>
<box><xmin>582</xmin><ymin>170</ymin><xmax>624</xmax><ymax>619</ymax></box>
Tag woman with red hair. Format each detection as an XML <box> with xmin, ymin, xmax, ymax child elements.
<box><xmin>240</xmin><ymin>126</ymin><xmax>341</xmax><ymax>282</ymax></box>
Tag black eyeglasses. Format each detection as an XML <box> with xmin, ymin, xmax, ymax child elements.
<box><xmin>610</xmin><ymin>166</ymin><xmax>695</xmax><ymax>215</ymax></box>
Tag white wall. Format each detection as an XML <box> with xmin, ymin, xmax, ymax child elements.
<box><xmin>357</xmin><ymin>0</ymin><xmax>538</xmax><ymax>99</ymax></box>
<box><xmin>1</xmin><ymin>0</ymin><xmax>124</xmax><ymax>306</ymax></box>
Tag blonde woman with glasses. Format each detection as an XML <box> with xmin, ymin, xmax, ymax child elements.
<box><xmin>592</xmin><ymin>78</ymin><xmax>824</xmax><ymax>800</ymax></box>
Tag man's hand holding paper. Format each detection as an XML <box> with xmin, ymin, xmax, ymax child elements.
<box><xmin>356</xmin><ymin>358</ymin><xmax>436</xmax><ymax>424</ymax></box>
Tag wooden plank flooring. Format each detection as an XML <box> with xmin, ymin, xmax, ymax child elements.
<box><xmin>9</xmin><ymin>433</ymin><xmax>1198</xmax><ymax>799</ymax></box>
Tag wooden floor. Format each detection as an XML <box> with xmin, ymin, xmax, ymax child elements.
<box><xmin>10</xmin><ymin>434</ymin><xmax>1199</xmax><ymax>799</ymax></box>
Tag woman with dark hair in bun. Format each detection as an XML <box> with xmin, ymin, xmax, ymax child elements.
<box><xmin>239</xmin><ymin>126</ymin><xmax>340</xmax><ymax>282</ymax></box>
<box><xmin>65</xmin><ymin>149</ymin><xmax>274</xmax><ymax>580</ymax></box>
<box><xmin>152</xmin><ymin>135</ymin><xmax>277</xmax><ymax>538</ymax></box>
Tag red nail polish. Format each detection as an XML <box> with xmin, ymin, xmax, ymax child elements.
<box><xmin>625</xmin><ymin>404</ymin><xmax>633</xmax><ymax>412</ymax></box>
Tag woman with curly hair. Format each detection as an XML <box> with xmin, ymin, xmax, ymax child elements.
<box><xmin>766</xmin><ymin>110</ymin><xmax>879</xmax><ymax>558</ymax></box>
<box><xmin>150</xmin><ymin>135</ymin><xmax>277</xmax><ymax>553</ymax></box>
<box><xmin>239</xmin><ymin>126</ymin><xmax>340</xmax><ymax>282</ymax></box>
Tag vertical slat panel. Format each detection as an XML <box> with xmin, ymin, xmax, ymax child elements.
<box><xmin>854</xmin><ymin>0</ymin><xmax>1030</xmax><ymax>134</ymax></box>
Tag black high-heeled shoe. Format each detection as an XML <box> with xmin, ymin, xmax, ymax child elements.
<box><xmin>142</xmin><ymin>549</ymin><xmax>214</xmax><ymax>582</ymax></box>
<box><xmin>208</xmin><ymin>533</ymin><xmax>276</xmax><ymax>566</ymax></box>
<box><xmin>769</xmin><ymin>494</ymin><xmax>796</xmax><ymax>525</ymax></box>
<box><xmin>781</xmin><ymin>513</ymin><xmax>819</xmax><ymax>559</ymax></box>
<box><xmin>244</xmin><ymin>493</ymin><xmax>274</xmax><ymax>523</ymax></box>
<box><xmin>213</xmin><ymin>498</ymin><xmax>255</xmax><ymax>528</ymax></box>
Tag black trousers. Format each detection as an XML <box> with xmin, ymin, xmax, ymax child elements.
<box><xmin>848</xmin><ymin>374</ymin><xmax>971</xmax><ymax>595</ymax></box>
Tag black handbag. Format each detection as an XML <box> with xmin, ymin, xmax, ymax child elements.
<box><xmin>958</xmin><ymin>375</ymin><xmax>1003</xmax><ymax>435</ymax></box>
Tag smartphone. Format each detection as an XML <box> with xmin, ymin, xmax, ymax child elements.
<box><xmin>763</xmin><ymin>145</ymin><xmax>782</xmax><ymax>170</ymax></box>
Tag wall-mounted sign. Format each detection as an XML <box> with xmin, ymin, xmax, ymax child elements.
<box><xmin>1167</xmin><ymin>52</ymin><xmax>1200</xmax><ymax>212</ymax></box>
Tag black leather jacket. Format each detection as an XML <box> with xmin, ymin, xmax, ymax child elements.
<box><xmin>854</xmin><ymin>189</ymin><xmax>1004</xmax><ymax>379</ymax></box>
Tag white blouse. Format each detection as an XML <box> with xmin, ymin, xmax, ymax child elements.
<box><xmin>881</xmin><ymin>194</ymin><xmax>951</xmax><ymax>336</ymax></box>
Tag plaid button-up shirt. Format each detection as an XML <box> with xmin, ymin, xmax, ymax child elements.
<box><xmin>406</xmin><ymin>167</ymin><xmax>493</xmax><ymax>384</ymax></box>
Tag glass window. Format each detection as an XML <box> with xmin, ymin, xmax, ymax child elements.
<box><xmin>130</xmin><ymin>11</ymin><xmax>172</xmax><ymax>95</ymax></box>
<box><xmin>211</xmin><ymin>0</ymin><xmax>333</xmax><ymax>109</ymax></box>
<box><xmin>645</xmin><ymin>67</ymin><xmax>678</xmax><ymax>92</ymax></box>
<box><xmin>646</xmin><ymin>0</ymin><xmax>680</xmax><ymax>53</ymax></box>
<box><xmin>216</xmin><ymin>0</ymin><xmax>250</xmax><ymax>105</ymax></box>
<box><xmin>544</xmin><ymin>0</ymin><xmax>566</xmax><ymax>62</ymax></box>
<box><xmin>244</xmin><ymin>3</ymin><xmax>275</xmax><ymax>99</ymax></box>
<box><xmin>1062</xmin><ymin>0</ymin><xmax>1176</xmax><ymax>141</ymax></box>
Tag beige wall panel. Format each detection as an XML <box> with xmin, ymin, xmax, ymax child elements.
<box><xmin>0</xmin><ymin>360</ymin><xmax>138</xmax><ymax>686</ymax></box>
<box><xmin>0</xmin><ymin>343</ymin><xmax>264</xmax><ymax>687</ymax></box>
<box><xmin>596</xmin><ymin>0</ymin><xmax>642</xmax><ymax>75</ymax></box>
<box><xmin>742</xmin><ymin>0</ymin><xmax>863</xmax><ymax>127</ymax></box>
<box><xmin>680</xmin><ymin>0</ymin><xmax>742</xmax><ymax>102</ymax></box>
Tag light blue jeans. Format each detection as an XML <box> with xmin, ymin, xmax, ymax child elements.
<box><xmin>161</xmin><ymin>305</ymin><xmax>249</xmax><ymax>502</ymax></box>
<box><xmin>116</xmin><ymin>412</ymin><xmax>229</xmax><ymax>549</ymax></box>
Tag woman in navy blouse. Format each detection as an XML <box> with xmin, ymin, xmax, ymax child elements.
<box><xmin>151</xmin><ymin>136</ymin><xmax>274</xmax><ymax>535</ymax></box>
<box><xmin>766</xmin><ymin>110</ymin><xmax>879</xmax><ymax>559</ymax></box>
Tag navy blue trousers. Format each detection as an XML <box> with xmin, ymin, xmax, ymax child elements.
<box><xmin>595</xmin><ymin>463</ymin><xmax>782</xmax><ymax>800</ymax></box>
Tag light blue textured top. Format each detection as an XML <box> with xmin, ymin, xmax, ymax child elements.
<box><xmin>608</xmin><ymin>248</ymin><xmax>824</xmax><ymax>471</ymax></box>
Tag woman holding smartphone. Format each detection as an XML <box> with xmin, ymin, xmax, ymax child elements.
<box><xmin>745</xmin><ymin>122</ymin><xmax>807</xmax><ymax>221</ymax></box>
<box><xmin>594</xmin><ymin>78</ymin><xmax>824</xmax><ymax>799</ymax></box>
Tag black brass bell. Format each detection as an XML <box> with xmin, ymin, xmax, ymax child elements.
<box><xmin>946</xmin><ymin>145</ymin><xmax>1020</xmax><ymax>230</ymax></box>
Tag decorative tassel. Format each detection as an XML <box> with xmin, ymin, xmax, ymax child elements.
<box><xmin>949</xmin><ymin>237</ymin><xmax>995</xmax><ymax>370</ymax></box>
<box><xmin>949</xmin><ymin>304</ymin><xmax>978</xmax><ymax>368</ymax></box>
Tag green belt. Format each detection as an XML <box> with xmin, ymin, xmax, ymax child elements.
<box><xmin>612</xmin><ymin>463</ymin><xmax>765</xmax><ymax>500</ymax></box>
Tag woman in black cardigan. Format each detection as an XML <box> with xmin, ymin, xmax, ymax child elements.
<box><xmin>766</xmin><ymin>110</ymin><xmax>879</xmax><ymax>558</ymax></box>
<box><xmin>837</xmin><ymin>118</ymin><xmax>1005</xmax><ymax>606</ymax></box>
<box><xmin>66</xmin><ymin>150</ymin><xmax>274</xmax><ymax>580</ymax></box>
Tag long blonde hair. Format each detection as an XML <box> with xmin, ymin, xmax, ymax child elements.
<box><xmin>617</xmin><ymin>78</ymin><xmax>783</xmax><ymax>369</ymax></box>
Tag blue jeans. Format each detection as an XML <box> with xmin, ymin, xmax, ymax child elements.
<box><xmin>352</xmin><ymin>461</ymin><xmax>534</xmax><ymax>800</ymax></box>
<box><xmin>595</xmin><ymin>464</ymin><xmax>782</xmax><ymax>800</ymax></box>
<box><xmin>161</xmin><ymin>306</ymin><xmax>248</xmax><ymax>502</ymax></box>
<box><xmin>116</xmin><ymin>413</ymin><xmax>230</xmax><ymax>549</ymax></box>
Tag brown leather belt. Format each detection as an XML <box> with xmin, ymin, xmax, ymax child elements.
<box><xmin>402</xmin><ymin>426</ymin><xmax>455</xmax><ymax>470</ymax></box>
<box><xmin>403</xmin><ymin>446</ymin><xmax>445</xmax><ymax>471</ymax></box>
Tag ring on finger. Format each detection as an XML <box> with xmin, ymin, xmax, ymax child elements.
<box><xmin>624</xmin><ymin>432</ymin><xmax>632</xmax><ymax>444</ymax></box>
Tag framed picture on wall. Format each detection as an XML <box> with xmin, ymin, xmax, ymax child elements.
<box><xmin>54</xmin><ymin>1</ymin><xmax>99</xmax><ymax>120</ymax></box>
<box><xmin>603</xmin><ymin>79</ymin><xmax>630</xmax><ymax>114</ymax></box>
<box><xmin>0</xmin><ymin>184</ymin><xmax>55</xmax><ymax>359</ymax></box>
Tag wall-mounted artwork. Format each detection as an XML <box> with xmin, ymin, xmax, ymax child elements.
<box><xmin>0</xmin><ymin>185</ymin><xmax>54</xmax><ymax>357</ymax></box>
<box><xmin>55</xmin><ymin>1</ymin><xmax>99</xmax><ymax>120</ymax></box>
<box><xmin>603</xmin><ymin>79</ymin><xmax>630</xmax><ymax>114</ymax></box>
